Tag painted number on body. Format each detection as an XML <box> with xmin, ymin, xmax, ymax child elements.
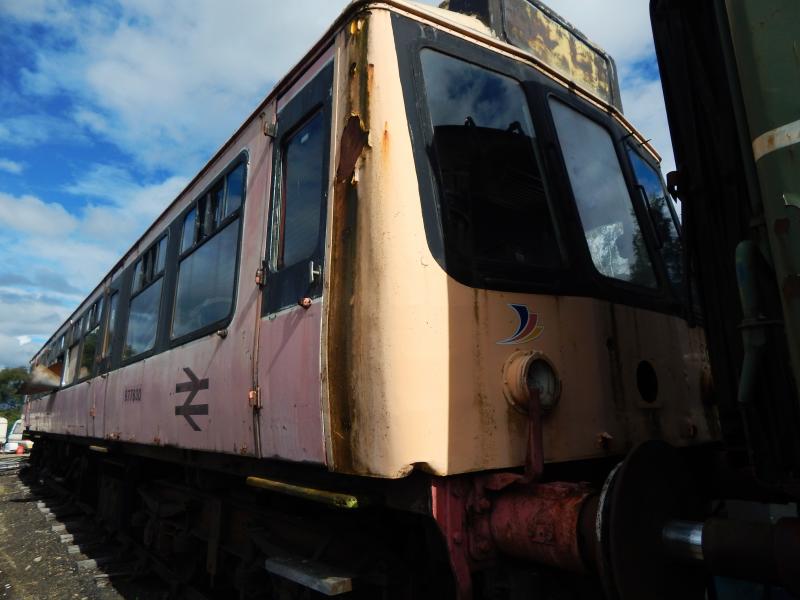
<box><xmin>123</xmin><ymin>387</ymin><xmax>142</xmax><ymax>402</ymax></box>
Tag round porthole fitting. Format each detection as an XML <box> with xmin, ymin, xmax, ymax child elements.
<box><xmin>636</xmin><ymin>360</ymin><xmax>659</xmax><ymax>404</ymax></box>
<box><xmin>502</xmin><ymin>350</ymin><xmax>561</xmax><ymax>414</ymax></box>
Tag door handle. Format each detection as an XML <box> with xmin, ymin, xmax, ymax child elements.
<box><xmin>309</xmin><ymin>260</ymin><xmax>322</xmax><ymax>284</ymax></box>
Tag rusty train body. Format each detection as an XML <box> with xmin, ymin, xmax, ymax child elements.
<box><xmin>22</xmin><ymin>1</ymin><xmax>799</xmax><ymax>598</ymax></box>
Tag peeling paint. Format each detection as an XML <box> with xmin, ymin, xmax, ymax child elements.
<box><xmin>503</xmin><ymin>0</ymin><xmax>617</xmax><ymax>109</ymax></box>
<box><xmin>336</xmin><ymin>116</ymin><xmax>369</xmax><ymax>184</ymax></box>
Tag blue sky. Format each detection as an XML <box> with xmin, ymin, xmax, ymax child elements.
<box><xmin>0</xmin><ymin>0</ymin><xmax>674</xmax><ymax>368</ymax></box>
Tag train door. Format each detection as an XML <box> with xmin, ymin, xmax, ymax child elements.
<box><xmin>89</xmin><ymin>283</ymin><xmax>120</xmax><ymax>439</ymax></box>
<box><xmin>257</xmin><ymin>61</ymin><xmax>333</xmax><ymax>463</ymax></box>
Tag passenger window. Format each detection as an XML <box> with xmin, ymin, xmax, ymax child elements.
<box><xmin>172</xmin><ymin>223</ymin><xmax>238</xmax><ymax>338</ymax></box>
<box><xmin>80</xmin><ymin>326</ymin><xmax>99</xmax><ymax>378</ymax></box>
<box><xmin>103</xmin><ymin>291</ymin><xmax>119</xmax><ymax>358</ymax></box>
<box><xmin>133</xmin><ymin>260</ymin><xmax>145</xmax><ymax>293</ymax></box>
<box><xmin>225</xmin><ymin>164</ymin><xmax>245</xmax><ymax>216</ymax></box>
<box><xmin>124</xmin><ymin>280</ymin><xmax>163</xmax><ymax>358</ymax></box>
<box><xmin>60</xmin><ymin>351</ymin><xmax>69</xmax><ymax>386</ymax></box>
<box><xmin>181</xmin><ymin>208</ymin><xmax>197</xmax><ymax>253</ymax></box>
<box><xmin>124</xmin><ymin>235</ymin><xmax>168</xmax><ymax>359</ymax></box>
<box><xmin>171</xmin><ymin>162</ymin><xmax>244</xmax><ymax>340</ymax></box>
<box><xmin>210</xmin><ymin>181</ymin><xmax>224</xmax><ymax>229</ymax></box>
<box><xmin>64</xmin><ymin>342</ymin><xmax>80</xmax><ymax>385</ymax></box>
<box><xmin>198</xmin><ymin>192</ymin><xmax>215</xmax><ymax>240</ymax></box>
<box><xmin>155</xmin><ymin>236</ymin><xmax>168</xmax><ymax>274</ymax></box>
<box><xmin>53</xmin><ymin>335</ymin><xmax>66</xmax><ymax>385</ymax></box>
<box><xmin>549</xmin><ymin>99</ymin><xmax>656</xmax><ymax>287</ymax></box>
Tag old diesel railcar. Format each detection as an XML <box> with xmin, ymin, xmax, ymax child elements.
<box><xmin>24</xmin><ymin>1</ymin><xmax>797</xmax><ymax>598</ymax></box>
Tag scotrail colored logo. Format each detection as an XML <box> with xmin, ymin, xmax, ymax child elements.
<box><xmin>497</xmin><ymin>304</ymin><xmax>544</xmax><ymax>345</ymax></box>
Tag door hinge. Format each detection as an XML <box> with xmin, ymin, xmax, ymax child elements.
<box><xmin>248</xmin><ymin>387</ymin><xmax>262</xmax><ymax>409</ymax></box>
<box><xmin>255</xmin><ymin>266</ymin><xmax>265</xmax><ymax>287</ymax></box>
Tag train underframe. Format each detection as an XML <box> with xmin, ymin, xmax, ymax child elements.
<box><xmin>26</xmin><ymin>433</ymin><xmax>800</xmax><ymax>600</ymax></box>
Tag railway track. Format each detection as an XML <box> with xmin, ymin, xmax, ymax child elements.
<box><xmin>0</xmin><ymin>457</ymin><xmax>27</xmax><ymax>476</ymax></box>
<box><xmin>0</xmin><ymin>457</ymin><xmax>168</xmax><ymax>600</ymax></box>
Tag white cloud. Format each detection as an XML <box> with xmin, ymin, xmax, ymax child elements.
<box><xmin>0</xmin><ymin>0</ymin><xmax>74</xmax><ymax>27</ymax></box>
<box><xmin>0</xmin><ymin>165</ymin><xmax>185</xmax><ymax>370</ymax></box>
<box><xmin>0</xmin><ymin>288</ymin><xmax>72</xmax><ymax>368</ymax></box>
<box><xmin>0</xmin><ymin>108</ymin><xmax>92</xmax><ymax>150</ymax></box>
<box><xmin>0</xmin><ymin>192</ymin><xmax>79</xmax><ymax>236</ymax></box>
<box><xmin>0</xmin><ymin>159</ymin><xmax>24</xmax><ymax>174</ymax></box>
<box><xmin>11</xmin><ymin>1</ymin><xmax>377</xmax><ymax>171</ymax></box>
<box><xmin>0</xmin><ymin>334</ymin><xmax>39</xmax><ymax>369</ymax></box>
<box><xmin>620</xmin><ymin>76</ymin><xmax>676</xmax><ymax>176</ymax></box>
<box><xmin>64</xmin><ymin>164</ymin><xmax>186</xmax><ymax>219</ymax></box>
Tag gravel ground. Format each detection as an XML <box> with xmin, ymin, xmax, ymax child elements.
<box><xmin>0</xmin><ymin>456</ymin><xmax>165</xmax><ymax>600</ymax></box>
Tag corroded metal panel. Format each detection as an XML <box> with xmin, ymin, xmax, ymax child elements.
<box><xmin>442</xmin><ymin>289</ymin><xmax>715</xmax><ymax>473</ymax></box>
<box><xmin>25</xmin><ymin>395</ymin><xmax>54</xmax><ymax>433</ymax></box>
<box><xmin>256</xmin><ymin>303</ymin><xmax>326</xmax><ymax>463</ymax></box>
<box><xmin>502</xmin><ymin>0</ymin><xmax>620</xmax><ymax>109</ymax></box>
<box><xmin>324</xmin><ymin>9</ymin><xmax>452</xmax><ymax>476</ymax></box>
<box><xmin>321</xmin><ymin>9</ymin><xmax>715</xmax><ymax>478</ymax></box>
<box><xmin>103</xmin><ymin>359</ymin><xmax>144</xmax><ymax>442</ymax></box>
<box><xmin>87</xmin><ymin>375</ymin><xmax>106</xmax><ymax>439</ymax></box>
<box><xmin>101</xmin><ymin>134</ymin><xmax>268</xmax><ymax>453</ymax></box>
<box><xmin>251</xmin><ymin>45</ymin><xmax>336</xmax><ymax>466</ymax></box>
<box><xmin>29</xmin><ymin>114</ymin><xmax>271</xmax><ymax>456</ymax></box>
<box><xmin>44</xmin><ymin>383</ymin><xmax>90</xmax><ymax>437</ymax></box>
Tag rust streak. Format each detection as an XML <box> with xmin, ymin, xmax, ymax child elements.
<box><xmin>326</xmin><ymin>14</ymin><xmax>372</xmax><ymax>474</ymax></box>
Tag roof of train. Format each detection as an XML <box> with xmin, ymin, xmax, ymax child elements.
<box><xmin>31</xmin><ymin>0</ymin><xmax>659</xmax><ymax>363</ymax></box>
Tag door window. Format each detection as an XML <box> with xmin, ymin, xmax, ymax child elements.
<box><xmin>264</xmin><ymin>62</ymin><xmax>332</xmax><ymax>315</ymax></box>
<box><xmin>278</xmin><ymin>112</ymin><xmax>326</xmax><ymax>270</ymax></box>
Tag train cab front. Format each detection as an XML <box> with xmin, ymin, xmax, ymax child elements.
<box><xmin>324</xmin><ymin>2</ymin><xmax>799</xmax><ymax>598</ymax></box>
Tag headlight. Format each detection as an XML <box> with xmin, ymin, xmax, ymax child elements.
<box><xmin>502</xmin><ymin>350</ymin><xmax>561</xmax><ymax>414</ymax></box>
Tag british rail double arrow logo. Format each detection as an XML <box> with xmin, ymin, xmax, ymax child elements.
<box><xmin>175</xmin><ymin>367</ymin><xmax>209</xmax><ymax>432</ymax></box>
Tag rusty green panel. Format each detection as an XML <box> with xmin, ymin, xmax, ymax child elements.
<box><xmin>724</xmin><ymin>0</ymin><xmax>800</xmax><ymax>392</ymax></box>
<box><xmin>503</xmin><ymin>0</ymin><xmax>622</xmax><ymax>110</ymax></box>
